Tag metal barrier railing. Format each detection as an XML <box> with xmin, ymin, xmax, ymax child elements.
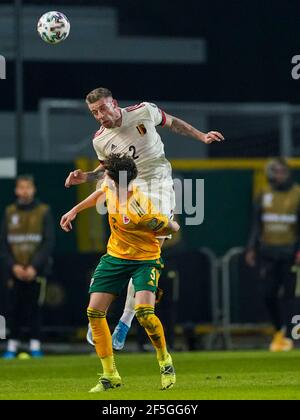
<box><xmin>198</xmin><ymin>247</ymin><xmax>220</xmax><ymax>350</ymax></box>
<box><xmin>221</xmin><ymin>247</ymin><xmax>245</xmax><ymax>349</ymax></box>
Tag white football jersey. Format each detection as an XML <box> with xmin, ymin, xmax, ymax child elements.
<box><xmin>93</xmin><ymin>102</ymin><xmax>175</xmax><ymax>214</ymax></box>
<box><xmin>93</xmin><ymin>102</ymin><xmax>172</xmax><ymax>183</ymax></box>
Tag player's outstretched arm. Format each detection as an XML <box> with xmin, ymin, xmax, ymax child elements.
<box><xmin>65</xmin><ymin>163</ymin><xmax>105</xmax><ymax>188</ymax></box>
<box><xmin>60</xmin><ymin>189</ymin><xmax>105</xmax><ymax>232</ymax></box>
<box><xmin>164</xmin><ymin>113</ymin><xmax>224</xmax><ymax>144</ymax></box>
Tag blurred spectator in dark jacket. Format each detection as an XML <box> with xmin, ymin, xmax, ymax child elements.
<box><xmin>0</xmin><ymin>175</ymin><xmax>55</xmax><ymax>359</ymax></box>
<box><xmin>246</xmin><ymin>158</ymin><xmax>300</xmax><ymax>351</ymax></box>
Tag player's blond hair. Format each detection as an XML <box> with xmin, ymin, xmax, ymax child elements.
<box><xmin>85</xmin><ymin>87</ymin><xmax>112</xmax><ymax>104</ymax></box>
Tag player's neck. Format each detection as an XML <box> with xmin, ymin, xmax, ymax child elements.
<box><xmin>114</xmin><ymin>108</ymin><xmax>122</xmax><ymax>127</ymax></box>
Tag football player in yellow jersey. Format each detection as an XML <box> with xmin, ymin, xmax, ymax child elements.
<box><xmin>60</xmin><ymin>153</ymin><xmax>179</xmax><ymax>392</ymax></box>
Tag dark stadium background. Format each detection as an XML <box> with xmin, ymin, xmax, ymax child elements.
<box><xmin>1</xmin><ymin>0</ymin><xmax>300</xmax><ymax>352</ymax></box>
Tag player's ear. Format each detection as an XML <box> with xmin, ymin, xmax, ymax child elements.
<box><xmin>112</xmin><ymin>99</ymin><xmax>118</xmax><ymax>108</ymax></box>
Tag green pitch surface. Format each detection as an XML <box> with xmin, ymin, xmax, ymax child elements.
<box><xmin>0</xmin><ymin>351</ymin><xmax>300</xmax><ymax>400</ymax></box>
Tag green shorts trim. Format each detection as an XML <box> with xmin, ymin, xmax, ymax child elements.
<box><xmin>89</xmin><ymin>254</ymin><xmax>164</xmax><ymax>295</ymax></box>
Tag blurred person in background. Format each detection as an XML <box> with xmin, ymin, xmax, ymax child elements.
<box><xmin>0</xmin><ymin>175</ymin><xmax>55</xmax><ymax>359</ymax></box>
<box><xmin>245</xmin><ymin>158</ymin><xmax>300</xmax><ymax>351</ymax></box>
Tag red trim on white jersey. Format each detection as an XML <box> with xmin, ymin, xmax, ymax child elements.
<box><xmin>125</xmin><ymin>103</ymin><xmax>146</xmax><ymax>112</ymax></box>
<box><xmin>93</xmin><ymin>126</ymin><xmax>105</xmax><ymax>139</ymax></box>
<box><xmin>160</xmin><ymin>110</ymin><xmax>167</xmax><ymax>127</ymax></box>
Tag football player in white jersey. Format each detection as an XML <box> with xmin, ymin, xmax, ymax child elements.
<box><xmin>65</xmin><ymin>87</ymin><xmax>224</xmax><ymax>350</ymax></box>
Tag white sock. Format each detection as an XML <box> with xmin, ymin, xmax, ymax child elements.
<box><xmin>29</xmin><ymin>339</ymin><xmax>41</xmax><ymax>352</ymax></box>
<box><xmin>119</xmin><ymin>279</ymin><xmax>135</xmax><ymax>327</ymax></box>
<box><xmin>7</xmin><ymin>339</ymin><xmax>19</xmax><ymax>353</ymax></box>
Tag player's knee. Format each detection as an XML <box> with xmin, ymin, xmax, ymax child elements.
<box><xmin>87</xmin><ymin>307</ymin><xmax>107</xmax><ymax>344</ymax></box>
<box><xmin>135</xmin><ymin>307</ymin><xmax>157</xmax><ymax>332</ymax></box>
<box><xmin>87</xmin><ymin>307</ymin><xmax>106</xmax><ymax>322</ymax></box>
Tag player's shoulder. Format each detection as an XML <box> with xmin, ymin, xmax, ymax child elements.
<box><xmin>98</xmin><ymin>176</ymin><xmax>111</xmax><ymax>193</ymax></box>
<box><xmin>93</xmin><ymin>126</ymin><xmax>106</xmax><ymax>140</ymax></box>
<box><xmin>124</xmin><ymin>102</ymin><xmax>147</xmax><ymax>113</ymax></box>
<box><xmin>124</xmin><ymin>102</ymin><xmax>157</xmax><ymax>119</ymax></box>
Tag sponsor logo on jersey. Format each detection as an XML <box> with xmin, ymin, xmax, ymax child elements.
<box><xmin>136</xmin><ymin>124</ymin><xmax>147</xmax><ymax>136</ymax></box>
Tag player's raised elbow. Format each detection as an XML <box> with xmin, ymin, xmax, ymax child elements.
<box><xmin>163</xmin><ymin>113</ymin><xmax>174</xmax><ymax>129</ymax></box>
<box><xmin>168</xmin><ymin>220</ymin><xmax>180</xmax><ymax>233</ymax></box>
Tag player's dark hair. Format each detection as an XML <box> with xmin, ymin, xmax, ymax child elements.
<box><xmin>16</xmin><ymin>174</ymin><xmax>35</xmax><ymax>186</ymax></box>
<box><xmin>103</xmin><ymin>154</ymin><xmax>138</xmax><ymax>186</ymax></box>
<box><xmin>85</xmin><ymin>87</ymin><xmax>112</xmax><ymax>104</ymax></box>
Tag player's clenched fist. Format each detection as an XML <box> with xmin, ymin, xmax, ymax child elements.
<box><xmin>202</xmin><ymin>131</ymin><xmax>225</xmax><ymax>144</ymax></box>
<box><xmin>60</xmin><ymin>210</ymin><xmax>77</xmax><ymax>232</ymax></box>
<box><xmin>65</xmin><ymin>169</ymin><xmax>87</xmax><ymax>188</ymax></box>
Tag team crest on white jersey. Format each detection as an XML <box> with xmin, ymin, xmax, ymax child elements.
<box><xmin>123</xmin><ymin>215</ymin><xmax>131</xmax><ymax>224</ymax></box>
<box><xmin>263</xmin><ymin>193</ymin><xmax>273</xmax><ymax>208</ymax></box>
<box><xmin>136</xmin><ymin>124</ymin><xmax>147</xmax><ymax>136</ymax></box>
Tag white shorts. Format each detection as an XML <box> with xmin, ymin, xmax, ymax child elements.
<box><xmin>135</xmin><ymin>178</ymin><xmax>175</xmax><ymax>239</ymax></box>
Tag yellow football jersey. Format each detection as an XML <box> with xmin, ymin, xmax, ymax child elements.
<box><xmin>100</xmin><ymin>180</ymin><xmax>169</xmax><ymax>260</ymax></box>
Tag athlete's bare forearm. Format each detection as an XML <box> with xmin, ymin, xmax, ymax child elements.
<box><xmin>65</xmin><ymin>163</ymin><xmax>105</xmax><ymax>188</ymax></box>
<box><xmin>164</xmin><ymin>113</ymin><xmax>224</xmax><ymax>144</ymax></box>
<box><xmin>73</xmin><ymin>190</ymin><xmax>104</xmax><ymax>213</ymax></box>
<box><xmin>60</xmin><ymin>189</ymin><xmax>105</xmax><ymax>232</ymax></box>
<box><xmin>86</xmin><ymin>164</ymin><xmax>105</xmax><ymax>183</ymax></box>
<box><xmin>168</xmin><ymin>116</ymin><xmax>205</xmax><ymax>142</ymax></box>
